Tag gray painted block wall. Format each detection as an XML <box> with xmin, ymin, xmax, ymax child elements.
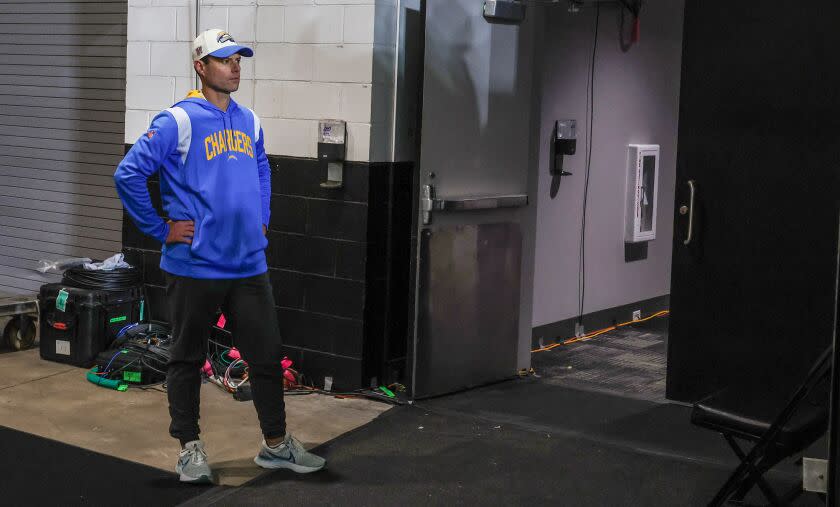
<box><xmin>530</xmin><ymin>0</ymin><xmax>685</xmax><ymax>330</ymax></box>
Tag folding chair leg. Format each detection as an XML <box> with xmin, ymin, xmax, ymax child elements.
<box><xmin>710</xmin><ymin>463</ymin><xmax>759</xmax><ymax>507</ymax></box>
<box><xmin>724</xmin><ymin>435</ymin><xmax>783</xmax><ymax>505</ymax></box>
<box><xmin>730</xmin><ymin>463</ymin><xmax>783</xmax><ymax>506</ymax></box>
<box><xmin>710</xmin><ymin>435</ymin><xmax>789</xmax><ymax>507</ymax></box>
<box><xmin>744</xmin><ymin>463</ymin><xmax>784</xmax><ymax>506</ymax></box>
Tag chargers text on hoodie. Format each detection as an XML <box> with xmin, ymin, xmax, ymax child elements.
<box><xmin>114</xmin><ymin>90</ymin><xmax>271</xmax><ymax>279</ymax></box>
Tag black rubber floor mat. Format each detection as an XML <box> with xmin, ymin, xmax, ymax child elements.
<box><xmin>204</xmin><ymin>404</ymin><xmax>823</xmax><ymax>507</ymax></box>
<box><xmin>0</xmin><ymin>425</ymin><xmax>208</xmax><ymax>506</ymax></box>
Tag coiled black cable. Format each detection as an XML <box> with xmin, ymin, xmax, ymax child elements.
<box><xmin>62</xmin><ymin>266</ymin><xmax>142</xmax><ymax>291</ymax></box>
<box><xmin>98</xmin><ymin>323</ymin><xmax>172</xmax><ymax>387</ymax></box>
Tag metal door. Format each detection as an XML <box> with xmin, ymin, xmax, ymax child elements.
<box><xmin>410</xmin><ymin>0</ymin><xmax>534</xmax><ymax>398</ymax></box>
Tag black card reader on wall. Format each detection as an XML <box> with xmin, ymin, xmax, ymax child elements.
<box><xmin>551</xmin><ymin>119</ymin><xmax>576</xmax><ymax>177</ymax></box>
<box><xmin>318</xmin><ymin>119</ymin><xmax>346</xmax><ymax>189</ymax></box>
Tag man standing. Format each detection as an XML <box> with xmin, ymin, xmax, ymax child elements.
<box><xmin>114</xmin><ymin>29</ymin><xmax>325</xmax><ymax>483</ymax></box>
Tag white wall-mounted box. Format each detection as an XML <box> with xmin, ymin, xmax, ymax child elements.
<box><xmin>625</xmin><ymin>144</ymin><xmax>660</xmax><ymax>243</ymax></box>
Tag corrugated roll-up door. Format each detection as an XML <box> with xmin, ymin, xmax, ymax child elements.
<box><xmin>0</xmin><ymin>0</ymin><xmax>127</xmax><ymax>294</ymax></box>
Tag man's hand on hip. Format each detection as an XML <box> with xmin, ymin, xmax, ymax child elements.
<box><xmin>166</xmin><ymin>220</ymin><xmax>194</xmax><ymax>244</ymax></box>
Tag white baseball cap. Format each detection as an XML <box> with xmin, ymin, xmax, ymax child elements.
<box><xmin>192</xmin><ymin>29</ymin><xmax>254</xmax><ymax>61</ymax></box>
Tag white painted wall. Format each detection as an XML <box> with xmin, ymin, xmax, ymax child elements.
<box><xmin>125</xmin><ymin>0</ymin><xmax>397</xmax><ymax>162</ymax></box>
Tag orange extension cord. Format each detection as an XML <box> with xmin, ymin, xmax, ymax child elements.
<box><xmin>531</xmin><ymin>310</ymin><xmax>670</xmax><ymax>354</ymax></box>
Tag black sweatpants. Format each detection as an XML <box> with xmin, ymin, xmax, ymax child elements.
<box><xmin>164</xmin><ymin>271</ymin><xmax>286</xmax><ymax>445</ymax></box>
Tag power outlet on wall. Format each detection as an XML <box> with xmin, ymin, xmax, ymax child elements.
<box><xmin>632</xmin><ymin>310</ymin><xmax>642</xmax><ymax>321</ymax></box>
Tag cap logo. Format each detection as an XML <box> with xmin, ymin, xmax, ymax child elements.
<box><xmin>217</xmin><ymin>32</ymin><xmax>235</xmax><ymax>44</ymax></box>
<box><xmin>195</xmin><ymin>46</ymin><xmax>202</xmax><ymax>56</ymax></box>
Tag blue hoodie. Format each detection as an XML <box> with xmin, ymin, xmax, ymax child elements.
<box><xmin>114</xmin><ymin>92</ymin><xmax>271</xmax><ymax>279</ymax></box>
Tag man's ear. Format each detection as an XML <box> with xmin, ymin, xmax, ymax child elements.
<box><xmin>193</xmin><ymin>60</ymin><xmax>204</xmax><ymax>79</ymax></box>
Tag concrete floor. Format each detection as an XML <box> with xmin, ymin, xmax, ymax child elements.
<box><xmin>0</xmin><ymin>349</ymin><xmax>390</xmax><ymax>486</ymax></box>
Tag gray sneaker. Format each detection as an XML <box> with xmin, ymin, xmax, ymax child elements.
<box><xmin>254</xmin><ymin>434</ymin><xmax>326</xmax><ymax>473</ymax></box>
<box><xmin>175</xmin><ymin>440</ymin><xmax>213</xmax><ymax>484</ymax></box>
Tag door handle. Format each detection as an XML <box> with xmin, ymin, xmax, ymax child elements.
<box><xmin>421</xmin><ymin>184</ymin><xmax>528</xmax><ymax>225</ymax></box>
<box><xmin>682</xmin><ymin>180</ymin><xmax>696</xmax><ymax>246</ymax></box>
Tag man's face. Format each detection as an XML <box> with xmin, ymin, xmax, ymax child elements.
<box><xmin>195</xmin><ymin>54</ymin><xmax>241</xmax><ymax>94</ymax></box>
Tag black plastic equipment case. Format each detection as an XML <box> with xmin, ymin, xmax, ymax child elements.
<box><xmin>39</xmin><ymin>284</ymin><xmax>145</xmax><ymax>367</ymax></box>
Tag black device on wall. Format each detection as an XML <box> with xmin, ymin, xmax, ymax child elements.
<box><xmin>550</xmin><ymin>119</ymin><xmax>576</xmax><ymax>199</ymax></box>
<box><xmin>318</xmin><ymin>119</ymin><xmax>347</xmax><ymax>189</ymax></box>
<box><xmin>483</xmin><ymin>0</ymin><xmax>526</xmax><ymax>24</ymax></box>
<box><xmin>551</xmin><ymin>119</ymin><xmax>576</xmax><ymax>177</ymax></box>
